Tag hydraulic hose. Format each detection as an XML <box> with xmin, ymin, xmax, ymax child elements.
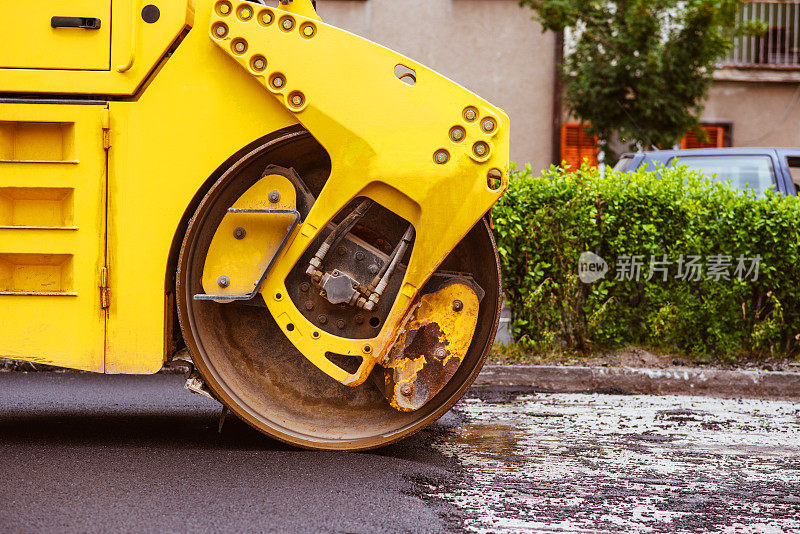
<box><xmin>307</xmin><ymin>199</ymin><xmax>373</xmax><ymax>274</ymax></box>
<box><xmin>368</xmin><ymin>225</ymin><xmax>415</xmax><ymax>303</ymax></box>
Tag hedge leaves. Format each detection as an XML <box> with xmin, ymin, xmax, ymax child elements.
<box><xmin>493</xmin><ymin>164</ymin><xmax>800</xmax><ymax>359</ymax></box>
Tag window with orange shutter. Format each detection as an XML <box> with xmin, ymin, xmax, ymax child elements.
<box><xmin>561</xmin><ymin>123</ymin><xmax>599</xmax><ymax>169</ymax></box>
<box><xmin>681</xmin><ymin>125</ymin><xmax>729</xmax><ymax>149</ymax></box>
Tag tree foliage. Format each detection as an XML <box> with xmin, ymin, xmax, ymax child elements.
<box><xmin>519</xmin><ymin>0</ymin><xmax>759</xmax><ymax>157</ymax></box>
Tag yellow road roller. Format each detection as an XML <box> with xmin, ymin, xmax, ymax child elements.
<box><xmin>0</xmin><ymin>0</ymin><xmax>509</xmax><ymax>449</ymax></box>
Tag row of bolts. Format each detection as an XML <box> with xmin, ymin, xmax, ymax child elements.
<box><xmin>214</xmin><ymin>5</ymin><xmax>499</xmax><ymax>166</ymax></box>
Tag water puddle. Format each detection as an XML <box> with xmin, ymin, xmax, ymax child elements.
<box><xmin>447</xmin><ymin>422</ymin><xmax>523</xmax><ymax>471</ymax></box>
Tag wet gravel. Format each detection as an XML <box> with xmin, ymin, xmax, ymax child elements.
<box><xmin>430</xmin><ymin>387</ymin><xmax>800</xmax><ymax>533</ymax></box>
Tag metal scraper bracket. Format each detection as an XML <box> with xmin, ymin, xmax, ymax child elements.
<box><xmin>194</xmin><ymin>208</ymin><xmax>301</xmax><ymax>302</ymax></box>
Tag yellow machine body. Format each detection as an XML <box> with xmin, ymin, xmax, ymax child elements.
<box><xmin>0</xmin><ymin>0</ymin><xmax>509</xmax><ymax>381</ymax></box>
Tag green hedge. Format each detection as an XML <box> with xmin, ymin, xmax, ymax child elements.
<box><xmin>492</xmin><ymin>163</ymin><xmax>800</xmax><ymax>360</ymax></box>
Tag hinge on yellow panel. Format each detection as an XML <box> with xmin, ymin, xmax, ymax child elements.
<box><xmin>100</xmin><ymin>266</ymin><xmax>110</xmax><ymax>309</ymax></box>
<box><xmin>101</xmin><ymin>107</ymin><xmax>111</xmax><ymax>149</ymax></box>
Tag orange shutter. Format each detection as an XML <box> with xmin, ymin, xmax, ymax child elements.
<box><xmin>561</xmin><ymin>123</ymin><xmax>599</xmax><ymax>169</ymax></box>
<box><xmin>681</xmin><ymin>125</ymin><xmax>726</xmax><ymax>149</ymax></box>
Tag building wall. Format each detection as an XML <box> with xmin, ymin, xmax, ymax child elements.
<box><xmin>702</xmin><ymin>80</ymin><xmax>800</xmax><ymax>148</ymax></box>
<box><xmin>316</xmin><ymin>0</ymin><xmax>556</xmax><ymax>166</ymax></box>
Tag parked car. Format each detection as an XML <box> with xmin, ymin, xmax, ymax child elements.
<box><xmin>614</xmin><ymin>148</ymin><xmax>800</xmax><ymax>197</ymax></box>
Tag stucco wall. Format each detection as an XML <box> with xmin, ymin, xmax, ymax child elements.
<box><xmin>702</xmin><ymin>81</ymin><xmax>800</xmax><ymax>147</ymax></box>
<box><xmin>316</xmin><ymin>0</ymin><xmax>556</xmax><ymax>166</ymax></box>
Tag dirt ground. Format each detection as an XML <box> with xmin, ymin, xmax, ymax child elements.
<box><xmin>489</xmin><ymin>344</ymin><xmax>800</xmax><ymax>372</ymax></box>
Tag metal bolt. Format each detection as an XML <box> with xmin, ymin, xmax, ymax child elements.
<box><xmin>434</xmin><ymin>150</ymin><xmax>449</xmax><ymax>165</ymax></box>
<box><xmin>336</xmin><ymin>319</ymin><xmax>346</xmax><ymax>329</ymax></box>
<box><xmin>261</xmin><ymin>12</ymin><xmax>273</xmax><ymax>25</ymax></box>
<box><xmin>400</xmin><ymin>383</ymin><xmax>414</xmax><ymax>397</ymax></box>
<box><xmin>252</xmin><ymin>57</ymin><xmax>266</xmax><ymax>72</ymax></box>
<box><xmin>239</xmin><ymin>7</ymin><xmax>252</xmax><ymax>19</ymax></box>
<box><xmin>473</xmin><ymin>142</ymin><xmax>489</xmax><ymax>158</ymax></box>
<box><xmin>304</xmin><ymin>301</ymin><xmax>314</xmax><ymax>311</ymax></box>
<box><xmin>312</xmin><ymin>331</ymin><xmax>320</xmax><ymax>338</ymax></box>
<box><xmin>282</xmin><ymin>18</ymin><xmax>294</xmax><ymax>30</ymax></box>
<box><xmin>268</xmin><ymin>190</ymin><xmax>281</xmax><ymax>203</ymax></box>
<box><xmin>317</xmin><ymin>314</ymin><xmax>328</xmax><ymax>325</ymax></box>
<box><xmin>368</xmin><ymin>264</ymin><xmax>379</xmax><ymax>275</ymax></box>
<box><xmin>450</xmin><ymin>127</ymin><xmax>465</xmax><ymax>142</ymax></box>
<box><xmin>213</xmin><ymin>24</ymin><xmax>228</xmax><ymax>37</ymax></box>
<box><xmin>434</xmin><ymin>347</ymin><xmax>447</xmax><ymax>359</ymax></box>
<box><xmin>463</xmin><ymin>108</ymin><xmax>477</xmax><ymax>122</ymax></box>
<box><xmin>218</xmin><ymin>3</ymin><xmax>231</xmax><ymax>15</ymax></box>
<box><xmin>300</xmin><ymin>282</ymin><xmax>310</xmax><ymax>292</ymax></box>
<box><xmin>352</xmin><ymin>281</ymin><xmax>359</xmax><ymax>289</ymax></box>
<box><xmin>233</xmin><ymin>40</ymin><xmax>247</xmax><ymax>54</ymax></box>
<box><xmin>332</xmin><ymin>270</ymin><xmax>340</xmax><ymax>276</ymax></box>
<box><xmin>218</xmin><ymin>275</ymin><xmax>230</xmax><ymax>288</ymax></box>
<box><xmin>355</xmin><ymin>251</ymin><xmax>365</xmax><ymax>261</ymax></box>
<box><xmin>354</xmin><ymin>315</ymin><xmax>365</xmax><ymax>325</ymax></box>
<box><xmin>233</xmin><ymin>227</ymin><xmax>246</xmax><ymax>240</ymax></box>
<box><xmin>302</xmin><ymin>25</ymin><xmax>315</xmax><ymax>37</ymax></box>
<box><xmin>482</xmin><ymin>118</ymin><xmax>496</xmax><ymax>133</ymax></box>
<box><xmin>290</xmin><ymin>93</ymin><xmax>304</xmax><ymax>107</ymax></box>
<box><xmin>452</xmin><ymin>299</ymin><xmax>463</xmax><ymax>312</ymax></box>
<box><xmin>337</xmin><ymin>245</ymin><xmax>347</xmax><ymax>256</ymax></box>
<box><xmin>272</xmin><ymin>76</ymin><xmax>285</xmax><ymax>89</ymax></box>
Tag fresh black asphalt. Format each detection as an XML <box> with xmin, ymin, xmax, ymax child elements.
<box><xmin>0</xmin><ymin>373</ymin><xmax>462</xmax><ymax>533</ymax></box>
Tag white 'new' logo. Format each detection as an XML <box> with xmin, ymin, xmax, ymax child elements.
<box><xmin>578</xmin><ymin>252</ymin><xmax>609</xmax><ymax>283</ymax></box>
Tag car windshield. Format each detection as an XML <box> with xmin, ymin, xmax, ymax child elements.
<box><xmin>669</xmin><ymin>155</ymin><xmax>776</xmax><ymax>197</ymax></box>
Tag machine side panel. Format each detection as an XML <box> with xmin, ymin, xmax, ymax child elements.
<box><xmin>0</xmin><ymin>103</ymin><xmax>107</xmax><ymax>371</ymax></box>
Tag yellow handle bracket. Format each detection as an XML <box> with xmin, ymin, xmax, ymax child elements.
<box><xmin>116</xmin><ymin>0</ymin><xmax>138</xmax><ymax>72</ymax></box>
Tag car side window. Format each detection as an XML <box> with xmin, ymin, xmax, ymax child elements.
<box><xmin>786</xmin><ymin>157</ymin><xmax>800</xmax><ymax>196</ymax></box>
<box><xmin>670</xmin><ymin>155</ymin><xmax>776</xmax><ymax>197</ymax></box>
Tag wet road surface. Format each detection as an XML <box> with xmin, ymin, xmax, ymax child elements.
<box><xmin>438</xmin><ymin>389</ymin><xmax>800</xmax><ymax>533</ymax></box>
<box><xmin>1</xmin><ymin>374</ymin><xmax>798</xmax><ymax>533</ymax></box>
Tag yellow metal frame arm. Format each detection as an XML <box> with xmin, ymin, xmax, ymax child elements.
<box><xmin>209</xmin><ymin>0</ymin><xmax>509</xmax><ymax>386</ymax></box>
